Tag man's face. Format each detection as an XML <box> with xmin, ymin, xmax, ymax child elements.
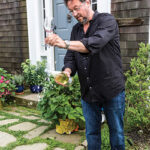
<box><xmin>67</xmin><ymin>0</ymin><xmax>90</xmax><ymax>24</ymax></box>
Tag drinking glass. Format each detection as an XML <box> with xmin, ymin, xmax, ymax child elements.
<box><xmin>42</xmin><ymin>17</ymin><xmax>55</xmax><ymax>47</ymax></box>
<box><xmin>54</xmin><ymin>72</ymin><xmax>73</xmax><ymax>87</ymax></box>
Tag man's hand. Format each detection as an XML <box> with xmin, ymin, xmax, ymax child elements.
<box><xmin>45</xmin><ymin>33</ymin><xmax>66</xmax><ymax>48</ymax></box>
<box><xmin>45</xmin><ymin>33</ymin><xmax>89</xmax><ymax>53</ymax></box>
<box><xmin>63</xmin><ymin>68</ymin><xmax>72</xmax><ymax>78</ymax></box>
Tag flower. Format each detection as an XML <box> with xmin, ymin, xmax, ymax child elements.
<box><xmin>0</xmin><ymin>68</ymin><xmax>16</xmax><ymax>101</ymax></box>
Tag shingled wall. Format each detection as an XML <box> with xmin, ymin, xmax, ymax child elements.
<box><xmin>0</xmin><ymin>0</ymin><xmax>29</xmax><ymax>73</ymax></box>
<box><xmin>111</xmin><ymin>0</ymin><xmax>150</xmax><ymax>71</ymax></box>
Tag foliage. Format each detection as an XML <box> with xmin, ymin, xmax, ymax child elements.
<box><xmin>0</xmin><ymin>68</ymin><xmax>16</xmax><ymax>101</ymax></box>
<box><xmin>37</xmin><ymin>75</ymin><xmax>85</xmax><ymax>125</ymax></box>
<box><xmin>13</xmin><ymin>74</ymin><xmax>24</xmax><ymax>86</ymax></box>
<box><xmin>125</xmin><ymin>43</ymin><xmax>150</xmax><ymax>133</ymax></box>
<box><xmin>21</xmin><ymin>59</ymin><xmax>48</xmax><ymax>86</ymax></box>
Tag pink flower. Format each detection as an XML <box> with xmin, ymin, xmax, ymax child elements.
<box><xmin>0</xmin><ymin>76</ymin><xmax>4</xmax><ymax>83</ymax></box>
<box><xmin>0</xmin><ymin>76</ymin><xmax>4</xmax><ymax>80</ymax></box>
<box><xmin>5</xmin><ymin>80</ymin><xmax>9</xmax><ymax>84</ymax></box>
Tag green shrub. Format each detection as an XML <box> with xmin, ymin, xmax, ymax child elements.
<box><xmin>37</xmin><ymin>75</ymin><xmax>84</xmax><ymax>125</ymax></box>
<box><xmin>125</xmin><ymin>43</ymin><xmax>150</xmax><ymax>133</ymax></box>
<box><xmin>21</xmin><ymin>59</ymin><xmax>48</xmax><ymax>86</ymax></box>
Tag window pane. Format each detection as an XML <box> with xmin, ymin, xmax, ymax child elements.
<box><xmin>92</xmin><ymin>4</ymin><xmax>97</xmax><ymax>11</ymax></box>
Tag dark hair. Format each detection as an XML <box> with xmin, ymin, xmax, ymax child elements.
<box><xmin>64</xmin><ymin>0</ymin><xmax>91</xmax><ymax>6</ymax></box>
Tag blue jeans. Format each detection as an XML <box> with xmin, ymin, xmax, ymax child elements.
<box><xmin>81</xmin><ymin>91</ymin><xmax>125</xmax><ymax>150</ymax></box>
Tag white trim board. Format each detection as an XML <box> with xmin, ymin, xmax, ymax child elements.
<box><xmin>97</xmin><ymin>0</ymin><xmax>111</xmax><ymax>13</ymax></box>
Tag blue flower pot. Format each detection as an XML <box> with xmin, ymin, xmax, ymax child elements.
<box><xmin>30</xmin><ymin>85</ymin><xmax>43</xmax><ymax>93</ymax></box>
<box><xmin>16</xmin><ymin>85</ymin><xmax>24</xmax><ymax>93</ymax></box>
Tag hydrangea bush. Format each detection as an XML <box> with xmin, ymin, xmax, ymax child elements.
<box><xmin>0</xmin><ymin>68</ymin><xmax>16</xmax><ymax>101</ymax></box>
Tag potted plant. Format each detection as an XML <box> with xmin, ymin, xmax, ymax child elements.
<box><xmin>37</xmin><ymin>75</ymin><xmax>85</xmax><ymax>134</ymax></box>
<box><xmin>0</xmin><ymin>68</ymin><xmax>16</xmax><ymax>109</ymax></box>
<box><xmin>21</xmin><ymin>59</ymin><xmax>48</xmax><ymax>93</ymax></box>
<box><xmin>13</xmin><ymin>74</ymin><xmax>24</xmax><ymax>95</ymax></box>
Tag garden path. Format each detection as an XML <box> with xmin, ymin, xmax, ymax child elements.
<box><xmin>0</xmin><ymin>106</ymin><xmax>87</xmax><ymax>150</ymax></box>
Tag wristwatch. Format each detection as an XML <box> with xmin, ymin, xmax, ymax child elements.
<box><xmin>64</xmin><ymin>40</ymin><xmax>70</xmax><ymax>49</ymax></box>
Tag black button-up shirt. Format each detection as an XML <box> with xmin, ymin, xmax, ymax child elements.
<box><xmin>62</xmin><ymin>11</ymin><xmax>125</xmax><ymax>104</ymax></box>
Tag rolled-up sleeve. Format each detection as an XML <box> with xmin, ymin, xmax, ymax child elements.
<box><xmin>80</xmin><ymin>15</ymin><xmax>118</xmax><ymax>55</ymax></box>
<box><xmin>62</xmin><ymin>28</ymin><xmax>77</xmax><ymax>76</ymax></box>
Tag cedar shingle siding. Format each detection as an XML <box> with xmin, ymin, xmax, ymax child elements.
<box><xmin>0</xmin><ymin>0</ymin><xmax>29</xmax><ymax>73</ymax></box>
<box><xmin>112</xmin><ymin>0</ymin><xmax>150</xmax><ymax>71</ymax></box>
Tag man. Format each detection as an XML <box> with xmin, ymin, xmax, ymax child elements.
<box><xmin>45</xmin><ymin>0</ymin><xmax>125</xmax><ymax>149</ymax></box>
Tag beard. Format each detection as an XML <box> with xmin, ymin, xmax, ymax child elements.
<box><xmin>76</xmin><ymin>16</ymin><xmax>88</xmax><ymax>25</ymax></box>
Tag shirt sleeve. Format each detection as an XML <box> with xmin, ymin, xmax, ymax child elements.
<box><xmin>80</xmin><ymin>14</ymin><xmax>118</xmax><ymax>55</ymax></box>
<box><xmin>62</xmin><ymin>27</ymin><xmax>77</xmax><ymax>76</ymax></box>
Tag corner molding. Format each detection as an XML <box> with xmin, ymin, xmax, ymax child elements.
<box><xmin>116</xmin><ymin>18</ymin><xmax>144</xmax><ymax>27</ymax></box>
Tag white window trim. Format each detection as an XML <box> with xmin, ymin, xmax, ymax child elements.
<box><xmin>42</xmin><ymin>0</ymin><xmax>55</xmax><ymax>72</ymax></box>
<box><xmin>97</xmin><ymin>0</ymin><xmax>111</xmax><ymax>13</ymax></box>
<box><xmin>26</xmin><ymin>0</ymin><xmax>55</xmax><ymax>73</ymax></box>
<box><xmin>26</xmin><ymin>0</ymin><xmax>43</xmax><ymax>65</ymax></box>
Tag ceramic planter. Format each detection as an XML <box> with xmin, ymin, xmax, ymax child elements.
<box><xmin>30</xmin><ymin>85</ymin><xmax>43</xmax><ymax>93</ymax></box>
<box><xmin>56</xmin><ymin>119</ymin><xmax>79</xmax><ymax>134</ymax></box>
<box><xmin>15</xmin><ymin>85</ymin><xmax>24</xmax><ymax>95</ymax></box>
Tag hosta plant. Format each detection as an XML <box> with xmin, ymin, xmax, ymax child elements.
<box><xmin>21</xmin><ymin>59</ymin><xmax>48</xmax><ymax>86</ymax></box>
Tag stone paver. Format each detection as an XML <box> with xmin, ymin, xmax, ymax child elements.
<box><xmin>0</xmin><ymin>119</ymin><xmax>19</xmax><ymax>126</ymax></box>
<box><xmin>54</xmin><ymin>148</ymin><xmax>65</xmax><ymax>150</ymax></box>
<box><xmin>13</xmin><ymin>143</ymin><xmax>48</xmax><ymax>150</ymax></box>
<box><xmin>75</xmin><ymin>146</ymin><xmax>85</xmax><ymax>150</ymax></box>
<box><xmin>41</xmin><ymin>129</ymin><xmax>81</xmax><ymax>144</ymax></box>
<box><xmin>0</xmin><ymin>131</ymin><xmax>16</xmax><ymax>147</ymax></box>
<box><xmin>3</xmin><ymin>111</ymin><xmax>20</xmax><ymax>116</ymax></box>
<box><xmin>81</xmin><ymin>140</ymin><xmax>87</xmax><ymax>147</ymax></box>
<box><xmin>8</xmin><ymin>122</ymin><xmax>36</xmax><ymax>131</ymax></box>
<box><xmin>0</xmin><ymin>115</ymin><xmax>5</xmax><ymax>119</ymax></box>
<box><xmin>38</xmin><ymin>119</ymin><xmax>51</xmax><ymax>124</ymax></box>
<box><xmin>16</xmin><ymin>93</ymin><xmax>40</xmax><ymax>102</ymax></box>
<box><xmin>22</xmin><ymin>115</ymin><xmax>40</xmax><ymax>120</ymax></box>
<box><xmin>23</xmin><ymin>126</ymin><xmax>48</xmax><ymax>139</ymax></box>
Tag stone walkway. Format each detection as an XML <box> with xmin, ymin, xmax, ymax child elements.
<box><xmin>0</xmin><ymin>107</ymin><xmax>87</xmax><ymax>150</ymax></box>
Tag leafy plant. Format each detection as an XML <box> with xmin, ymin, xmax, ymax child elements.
<box><xmin>37</xmin><ymin>75</ymin><xmax>84</xmax><ymax>125</ymax></box>
<box><xmin>21</xmin><ymin>59</ymin><xmax>48</xmax><ymax>86</ymax></box>
<box><xmin>13</xmin><ymin>74</ymin><xmax>24</xmax><ymax>86</ymax></box>
<box><xmin>125</xmin><ymin>43</ymin><xmax>150</xmax><ymax>133</ymax></box>
<box><xmin>0</xmin><ymin>68</ymin><xmax>16</xmax><ymax>101</ymax></box>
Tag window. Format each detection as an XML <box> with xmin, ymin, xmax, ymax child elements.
<box><xmin>91</xmin><ymin>0</ymin><xmax>97</xmax><ymax>11</ymax></box>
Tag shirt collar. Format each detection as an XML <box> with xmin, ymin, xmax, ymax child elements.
<box><xmin>78</xmin><ymin>11</ymin><xmax>99</xmax><ymax>26</ymax></box>
<box><xmin>89</xmin><ymin>11</ymin><xmax>99</xmax><ymax>22</ymax></box>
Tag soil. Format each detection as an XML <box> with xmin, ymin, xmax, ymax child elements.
<box><xmin>126</xmin><ymin>131</ymin><xmax>150</xmax><ymax>150</ymax></box>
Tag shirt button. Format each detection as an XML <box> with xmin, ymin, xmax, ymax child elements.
<box><xmin>84</xmin><ymin>67</ymin><xmax>87</xmax><ymax>70</ymax></box>
<box><xmin>89</xmin><ymin>86</ymin><xmax>92</xmax><ymax>90</ymax></box>
<box><xmin>87</xmin><ymin>77</ymin><xmax>89</xmax><ymax>80</ymax></box>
